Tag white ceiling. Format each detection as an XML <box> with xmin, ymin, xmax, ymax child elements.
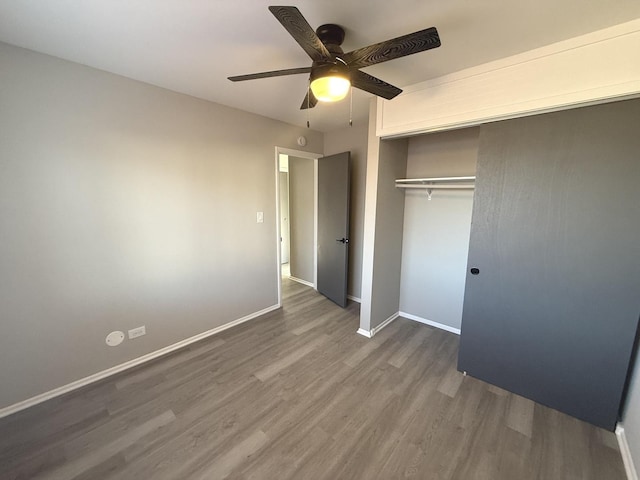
<box><xmin>1</xmin><ymin>1</ymin><xmax>639</xmax><ymax>132</ymax></box>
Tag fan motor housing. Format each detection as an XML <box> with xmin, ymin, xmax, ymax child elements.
<box><xmin>316</xmin><ymin>24</ymin><xmax>345</xmax><ymax>54</ymax></box>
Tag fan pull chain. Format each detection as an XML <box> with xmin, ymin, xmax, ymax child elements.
<box><xmin>306</xmin><ymin>80</ymin><xmax>310</xmax><ymax>128</ymax></box>
<box><xmin>349</xmin><ymin>86</ymin><xmax>353</xmax><ymax>127</ymax></box>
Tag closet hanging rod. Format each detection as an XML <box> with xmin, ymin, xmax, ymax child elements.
<box><xmin>396</xmin><ymin>184</ymin><xmax>475</xmax><ymax>190</ymax></box>
<box><xmin>395</xmin><ymin>176</ymin><xmax>476</xmax><ymax>184</ymax></box>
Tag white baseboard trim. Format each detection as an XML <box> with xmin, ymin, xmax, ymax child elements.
<box><xmin>347</xmin><ymin>295</ymin><xmax>362</xmax><ymax>303</ymax></box>
<box><xmin>398</xmin><ymin>312</ymin><xmax>461</xmax><ymax>335</ymax></box>
<box><xmin>288</xmin><ymin>276</ymin><xmax>315</xmax><ymax>288</ymax></box>
<box><xmin>616</xmin><ymin>423</ymin><xmax>639</xmax><ymax>480</ymax></box>
<box><xmin>0</xmin><ymin>303</ymin><xmax>280</xmax><ymax>420</ymax></box>
<box><xmin>357</xmin><ymin>312</ymin><xmax>400</xmax><ymax>338</ymax></box>
<box><xmin>373</xmin><ymin>312</ymin><xmax>399</xmax><ymax>336</ymax></box>
<box><xmin>356</xmin><ymin>328</ymin><xmax>373</xmax><ymax>338</ymax></box>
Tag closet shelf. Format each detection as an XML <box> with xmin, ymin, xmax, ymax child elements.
<box><xmin>395</xmin><ymin>176</ymin><xmax>476</xmax><ymax>190</ymax></box>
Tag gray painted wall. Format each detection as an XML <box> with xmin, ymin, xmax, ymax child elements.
<box><xmin>623</xmin><ymin>344</ymin><xmax>640</xmax><ymax>473</ymax></box>
<box><xmin>368</xmin><ymin>138</ymin><xmax>408</xmax><ymax>330</ymax></box>
<box><xmin>288</xmin><ymin>156</ymin><xmax>315</xmax><ymax>284</ymax></box>
<box><xmin>360</xmin><ymin>100</ymin><xmax>382</xmax><ymax>332</ymax></box>
<box><xmin>399</xmin><ymin>129</ymin><xmax>479</xmax><ymax>330</ymax></box>
<box><xmin>0</xmin><ymin>42</ymin><xmax>323</xmax><ymax>409</ymax></box>
<box><xmin>324</xmin><ymin>124</ymin><xmax>368</xmax><ymax>300</ymax></box>
<box><xmin>360</xmin><ymin>99</ymin><xmax>407</xmax><ymax>332</ymax></box>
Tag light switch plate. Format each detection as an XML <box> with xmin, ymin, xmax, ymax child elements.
<box><xmin>257</xmin><ymin>211</ymin><xmax>264</xmax><ymax>223</ymax></box>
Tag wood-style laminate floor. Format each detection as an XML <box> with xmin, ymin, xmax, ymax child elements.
<box><xmin>0</xmin><ymin>278</ymin><xmax>626</xmax><ymax>479</ymax></box>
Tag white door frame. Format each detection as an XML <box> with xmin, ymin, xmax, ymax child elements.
<box><xmin>275</xmin><ymin>147</ymin><xmax>323</xmax><ymax>307</ymax></box>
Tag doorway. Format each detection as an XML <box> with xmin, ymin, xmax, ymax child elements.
<box><xmin>278</xmin><ymin>163</ymin><xmax>290</xmax><ymax>275</ymax></box>
<box><xmin>275</xmin><ymin>148</ymin><xmax>320</xmax><ymax>307</ymax></box>
<box><xmin>275</xmin><ymin>147</ymin><xmax>351</xmax><ymax>308</ymax></box>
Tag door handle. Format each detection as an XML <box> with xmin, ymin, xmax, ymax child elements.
<box><xmin>470</xmin><ymin>268</ymin><xmax>480</xmax><ymax>275</ymax></box>
<box><xmin>336</xmin><ymin>238</ymin><xmax>349</xmax><ymax>244</ymax></box>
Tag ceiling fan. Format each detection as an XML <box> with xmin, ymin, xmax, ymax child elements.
<box><xmin>228</xmin><ymin>6</ymin><xmax>441</xmax><ymax>109</ymax></box>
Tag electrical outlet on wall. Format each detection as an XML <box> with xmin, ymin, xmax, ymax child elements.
<box><xmin>128</xmin><ymin>326</ymin><xmax>146</xmax><ymax>339</ymax></box>
<box><xmin>257</xmin><ymin>211</ymin><xmax>264</xmax><ymax>223</ymax></box>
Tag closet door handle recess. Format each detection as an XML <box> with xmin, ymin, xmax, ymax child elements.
<box><xmin>470</xmin><ymin>268</ymin><xmax>480</xmax><ymax>275</ymax></box>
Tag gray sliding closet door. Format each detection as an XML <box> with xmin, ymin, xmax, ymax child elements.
<box><xmin>458</xmin><ymin>99</ymin><xmax>640</xmax><ymax>430</ymax></box>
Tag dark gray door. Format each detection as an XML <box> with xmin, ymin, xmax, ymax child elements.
<box><xmin>317</xmin><ymin>152</ymin><xmax>350</xmax><ymax>307</ymax></box>
<box><xmin>458</xmin><ymin>100</ymin><xmax>640</xmax><ymax>430</ymax></box>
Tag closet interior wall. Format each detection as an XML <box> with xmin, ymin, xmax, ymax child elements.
<box><xmin>399</xmin><ymin>128</ymin><xmax>480</xmax><ymax>332</ymax></box>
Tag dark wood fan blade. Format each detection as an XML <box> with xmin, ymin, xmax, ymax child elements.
<box><xmin>300</xmin><ymin>88</ymin><xmax>318</xmax><ymax>110</ymax></box>
<box><xmin>228</xmin><ymin>67</ymin><xmax>311</xmax><ymax>82</ymax></box>
<box><xmin>351</xmin><ymin>70</ymin><xmax>402</xmax><ymax>100</ymax></box>
<box><xmin>269</xmin><ymin>6</ymin><xmax>331</xmax><ymax>61</ymax></box>
<box><xmin>342</xmin><ymin>27</ymin><xmax>440</xmax><ymax>69</ymax></box>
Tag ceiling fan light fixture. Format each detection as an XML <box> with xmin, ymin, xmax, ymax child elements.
<box><xmin>310</xmin><ymin>76</ymin><xmax>350</xmax><ymax>102</ymax></box>
<box><xmin>310</xmin><ymin>64</ymin><xmax>350</xmax><ymax>102</ymax></box>
<box><xmin>229</xmin><ymin>8</ymin><xmax>441</xmax><ymax>111</ymax></box>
